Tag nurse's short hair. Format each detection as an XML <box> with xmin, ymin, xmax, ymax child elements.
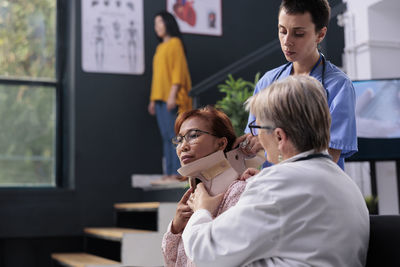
<box><xmin>246</xmin><ymin>75</ymin><xmax>331</xmax><ymax>153</ymax></box>
<box><xmin>279</xmin><ymin>0</ymin><xmax>331</xmax><ymax>32</ymax></box>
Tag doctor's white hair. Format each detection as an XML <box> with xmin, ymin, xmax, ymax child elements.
<box><xmin>245</xmin><ymin>75</ymin><xmax>331</xmax><ymax>152</ymax></box>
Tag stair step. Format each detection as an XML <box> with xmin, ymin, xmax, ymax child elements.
<box><xmin>84</xmin><ymin>227</ymin><xmax>154</xmax><ymax>241</ymax></box>
<box><xmin>131</xmin><ymin>174</ymin><xmax>188</xmax><ymax>189</ymax></box>
<box><xmin>51</xmin><ymin>252</ymin><xmax>120</xmax><ymax>267</ymax></box>
<box><xmin>114</xmin><ymin>202</ymin><xmax>160</xmax><ymax>212</ymax></box>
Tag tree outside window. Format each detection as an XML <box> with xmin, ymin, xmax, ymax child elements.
<box><xmin>0</xmin><ymin>0</ymin><xmax>57</xmax><ymax>186</ymax></box>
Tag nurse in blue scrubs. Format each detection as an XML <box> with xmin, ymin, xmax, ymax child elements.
<box><xmin>240</xmin><ymin>0</ymin><xmax>357</xmax><ymax>170</ymax></box>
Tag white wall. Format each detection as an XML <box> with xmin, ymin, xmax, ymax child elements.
<box><xmin>342</xmin><ymin>0</ymin><xmax>400</xmax><ymax>79</ymax></box>
<box><xmin>342</xmin><ymin>0</ymin><xmax>400</xmax><ymax>215</ymax></box>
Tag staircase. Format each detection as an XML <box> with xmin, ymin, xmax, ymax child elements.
<box><xmin>51</xmin><ymin>202</ymin><xmax>177</xmax><ymax>267</ymax></box>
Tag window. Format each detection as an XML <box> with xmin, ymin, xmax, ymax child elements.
<box><xmin>0</xmin><ymin>0</ymin><xmax>58</xmax><ymax>187</ymax></box>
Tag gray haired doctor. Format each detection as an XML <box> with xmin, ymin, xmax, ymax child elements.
<box><xmin>184</xmin><ymin>75</ymin><xmax>369</xmax><ymax>267</ymax></box>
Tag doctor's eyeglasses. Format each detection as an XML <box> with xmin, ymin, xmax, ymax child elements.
<box><xmin>248</xmin><ymin>120</ymin><xmax>275</xmax><ymax>136</ymax></box>
<box><xmin>172</xmin><ymin>129</ymin><xmax>217</xmax><ymax>148</ymax></box>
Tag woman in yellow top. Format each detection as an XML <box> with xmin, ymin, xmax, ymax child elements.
<box><xmin>148</xmin><ymin>11</ymin><xmax>192</xmax><ymax>182</ymax></box>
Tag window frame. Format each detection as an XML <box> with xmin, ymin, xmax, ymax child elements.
<box><xmin>0</xmin><ymin>0</ymin><xmax>65</xmax><ymax>189</ymax></box>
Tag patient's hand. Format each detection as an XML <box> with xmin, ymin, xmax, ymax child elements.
<box><xmin>240</xmin><ymin>168</ymin><xmax>260</xmax><ymax>181</ymax></box>
<box><xmin>171</xmin><ymin>188</ymin><xmax>193</xmax><ymax>234</ymax></box>
<box><xmin>188</xmin><ymin>183</ymin><xmax>224</xmax><ymax>216</ymax></box>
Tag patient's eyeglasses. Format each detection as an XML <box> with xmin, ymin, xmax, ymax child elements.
<box><xmin>248</xmin><ymin>120</ymin><xmax>275</xmax><ymax>136</ymax></box>
<box><xmin>172</xmin><ymin>129</ymin><xmax>217</xmax><ymax>148</ymax></box>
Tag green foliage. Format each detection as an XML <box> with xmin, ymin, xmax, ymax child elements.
<box><xmin>0</xmin><ymin>0</ymin><xmax>56</xmax><ymax>78</ymax></box>
<box><xmin>365</xmin><ymin>195</ymin><xmax>378</xmax><ymax>214</ymax></box>
<box><xmin>0</xmin><ymin>0</ymin><xmax>56</xmax><ymax>186</ymax></box>
<box><xmin>0</xmin><ymin>84</ymin><xmax>55</xmax><ymax>186</ymax></box>
<box><xmin>216</xmin><ymin>73</ymin><xmax>260</xmax><ymax>136</ymax></box>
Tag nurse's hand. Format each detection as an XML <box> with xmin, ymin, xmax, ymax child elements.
<box><xmin>188</xmin><ymin>183</ymin><xmax>224</xmax><ymax>216</ymax></box>
<box><xmin>233</xmin><ymin>134</ymin><xmax>263</xmax><ymax>156</ymax></box>
<box><xmin>171</xmin><ymin>188</ymin><xmax>193</xmax><ymax>234</ymax></box>
<box><xmin>240</xmin><ymin>168</ymin><xmax>260</xmax><ymax>181</ymax></box>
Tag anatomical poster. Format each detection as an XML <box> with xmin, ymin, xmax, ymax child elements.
<box><xmin>167</xmin><ymin>0</ymin><xmax>222</xmax><ymax>36</ymax></box>
<box><xmin>81</xmin><ymin>0</ymin><xmax>144</xmax><ymax>74</ymax></box>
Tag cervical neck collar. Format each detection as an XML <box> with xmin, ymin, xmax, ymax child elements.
<box><xmin>177</xmin><ymin>150</ymin><xmax>239</xmax><ymax>196</ymax></box>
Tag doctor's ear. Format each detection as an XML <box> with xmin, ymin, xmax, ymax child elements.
<box><xmin>274</xmin><ymin>128</ymin><xmax>286</xmax><ymax>142</ymax></box>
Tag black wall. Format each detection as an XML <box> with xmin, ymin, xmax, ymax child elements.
<box><xmin>0</xmin><ymin>0</ymin><xmax>344</xmax><ymax>266</ymax></box>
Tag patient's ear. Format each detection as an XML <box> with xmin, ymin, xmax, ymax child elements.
<box><xmin>218</xmin><ymin>137</ymin><xmax>228</xmax><ymax>151</ymax></box>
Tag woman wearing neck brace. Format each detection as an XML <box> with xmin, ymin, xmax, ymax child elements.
<box><xmin>181</xmin><ymin>76</ymin><xmax>369</xmax><ymax>267</ymax></box>
<box><xmin>162</xmin><ymin>106</ymin><xmax>264</xmax><ymax>267</ymax></box>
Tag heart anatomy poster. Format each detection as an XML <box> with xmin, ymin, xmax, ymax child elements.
<box><xmin>81</xmin><ymin>0</ymin><xmax>144</xmax><ymax>74</ymax></box>
<box><xmin>167</xmin><ymin>0</ymin><xmax>222</xmax><ymax>36</ymax></box>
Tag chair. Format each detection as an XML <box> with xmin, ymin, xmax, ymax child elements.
<box><xmin>366</xmin><ymin>215</ymin><xmax>400</xmax><ymax>267</ymax></box>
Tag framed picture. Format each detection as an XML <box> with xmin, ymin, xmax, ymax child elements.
<box><xmin>81</xmin><ymin>0</ymin><xmax>145</xmax><ymax>75</ymax></box>
<box><xmin>167</xmin><ymin>0</ymin><xmax>222</xmax><ymax>36</ymax></box>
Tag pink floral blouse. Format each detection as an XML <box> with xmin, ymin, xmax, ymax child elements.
<box><xmin>161</xmin><ymin>180</ymin><xmax>247</xmax><ymax>267</ymax></box>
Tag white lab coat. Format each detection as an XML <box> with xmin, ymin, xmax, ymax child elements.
<box><xmin>182</xmin><ymin>150</ymin><xmax>369</xmax><ymax>267</ymax></box>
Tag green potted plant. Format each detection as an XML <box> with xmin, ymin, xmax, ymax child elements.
<box><xmin>216</xmin><ymin>73</ymin><xmax>260</xmax><ymax>136</ymax></box>
<box><xmin>365</xmin><ymin>195</ymin><xmax>378</xmax><ymax>215</ymax></box>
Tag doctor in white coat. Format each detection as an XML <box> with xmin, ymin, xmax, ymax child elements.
<box><xmin>183</xmin><ymin>75</ymin><xmax>369</xmax><ymax>267</ymax></box>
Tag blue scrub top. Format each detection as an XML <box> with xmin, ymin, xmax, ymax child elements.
<box><xmin>245</xmin><ymin>61</ymin><xmax>358</xmax><ymax>170</ymax></box>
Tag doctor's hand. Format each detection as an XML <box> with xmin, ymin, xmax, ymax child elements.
<box><xmin>233</xmin><ymin>133</ymin><xmax>263</xmax><ymax>156</ymax></box>
<box><xmin>187</xmin><ymin>183</ymin><xmax>224</xmax><ymax>216</ymax></box>
<box><xmin>171</xmin><ymin>188</ymin><xmax>193</xmax><ymax>234</ymax></box>
<box><xmin>240</xmin><ymin>167</ymin><xmax>260</xmax><ymax>181</ymax></box>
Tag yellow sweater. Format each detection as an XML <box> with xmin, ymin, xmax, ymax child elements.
<box><xmin>150</xmin><ymin>37</ymin><xmax>192</xmax><ymax>114</ymax></box>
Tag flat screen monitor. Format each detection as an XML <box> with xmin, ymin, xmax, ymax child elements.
<box><xmin>348</xmin><ymin>78</ymin><xmax>400</xmax><ymax>161</ymax></box>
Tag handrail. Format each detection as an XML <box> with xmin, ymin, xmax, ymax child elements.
<box><xmin>189</xmin><ymin>39</ymin><xmax>280</xmax><ymax>97</ymax></box>
<box><xmin>189</xmin><ymin>2</ymin><xmax>347</xmax><ymax>101</ymax></box>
